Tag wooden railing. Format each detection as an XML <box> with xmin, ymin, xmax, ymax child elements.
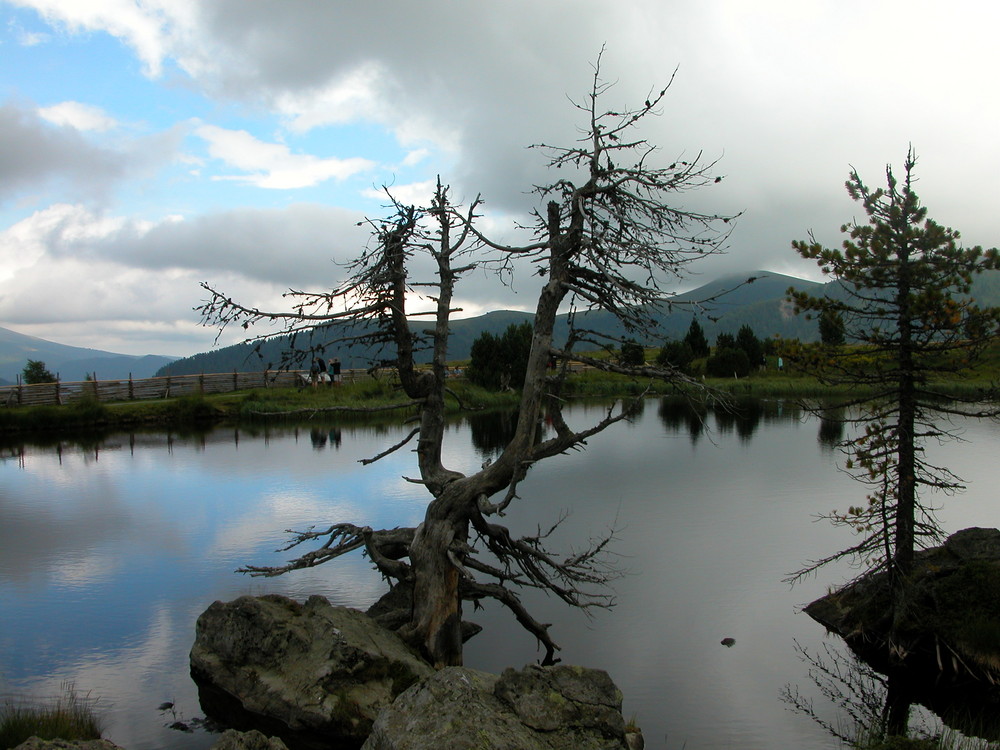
<box><xmin>0</xmin><ymin>369</ymin><xmax>358</xmax><ymax>407</ymax></box>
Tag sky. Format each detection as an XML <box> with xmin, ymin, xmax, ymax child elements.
<box><xmin>1</xmin><ymin>1</ymin><xmax>998</xmax><ymax>357</ymax></box>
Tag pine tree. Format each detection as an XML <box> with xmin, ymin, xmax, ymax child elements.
<box><xmin>683</xmin><ymin>318</ymin><xmax>709</xmax><ymax>358</ymax></box>
<box><xmin>787</xmin><ymin>150</ymin><xmax>1000</xmax><ymax>584</ymax></box>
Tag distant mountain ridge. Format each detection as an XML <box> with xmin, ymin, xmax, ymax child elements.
<box><xmin>159</xmin><ymin>270</ymin><xmax>827</xmax><ymax>376</ymax></box>
<box><xmin>0</xmin><ymin>326</ymin><xmax>177</xmax><ymax>385</ymax></box>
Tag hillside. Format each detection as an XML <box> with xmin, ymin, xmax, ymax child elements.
<box><xmin>158</xmin><ymin>270</ymin><xmax>823</xmax><ymax>375</ymax></box>
<box><xmin>157</xmin><ymin>268</ymin><xmax>1000</xmax><ymax>377</ymax></box>
<box><xmin>0</xmin><ymin>326</ymin><xmax>177</xmax><ymax>385</ymax></box>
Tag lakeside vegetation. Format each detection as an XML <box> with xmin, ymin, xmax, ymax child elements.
<box><xmin>0</xmin><ymin>684</ymin><xmax>103</xmax><ymax>748</ymax></box>
<box><xmin>2</xmin><ymin>343</ymin><xmax>999</xmax><ymax>438</ymax></box>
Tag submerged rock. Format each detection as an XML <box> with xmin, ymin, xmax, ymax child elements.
<box><xmin>189</xmin><ymin>594</ymin><xmax>433</xmax><ymax>748</ymax></box>
<box><xmin>362</xmin><ymin>664</ymin><xmax>631</xmax><ymax>750</ymax></box>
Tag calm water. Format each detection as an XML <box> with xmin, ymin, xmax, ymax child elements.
<box><xmin>2</xmin><ymin>399</ymin><xmax>999</xmax><ymax>749</ymax></box>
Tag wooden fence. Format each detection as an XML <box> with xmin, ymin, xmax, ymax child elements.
<box><xmin>0</xmin><ymin>369</ymin><xmax>355</xmax><ymax>408</ymax></box>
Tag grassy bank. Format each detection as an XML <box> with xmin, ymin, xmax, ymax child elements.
<box><xmin>2</xmin><ymin>362</ymin><xmax>997</xmax><ymax>437</ymax></box>
<box><xmin>0</xmin><ymin>685</ymin><xmax>103</xmax><ymax>748</ymax></box>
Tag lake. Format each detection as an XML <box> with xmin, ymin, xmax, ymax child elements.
<box><xmin>2</xmin><ymin>398</ymin><xmax>999</xmax><ymax>749</ymax></box>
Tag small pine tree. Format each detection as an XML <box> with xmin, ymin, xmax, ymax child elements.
<box><xmin>467</xmin><ymin>322</ymin><xmax>533</xmax><ymax>391</ymax></box>
<box><xmin>735</xmin><ymin>324</ymin><xmax>763</xmax><ymax>364</ymax></box>
<box><xmin>22</xmin><ymin>359</ymin><xmax>55</xmax><ymax>385</ymax></box>
<box><xmin>684</xmin><ymin>319</ymin><xmax>710</xmax><ymax>358</ymax></box>
<box><xmin>715</xmin><ymin>332</ymin><xmax>736</xmax><ymax>351</ymax></box>
<box><xmin>656</xmin><ymin>340</ymin><xmax>694</xmax><ymax>370</ymax></box>
<box><xmin>818</xmin><ymin>308</ymin><xmax>846</xmax><ymax>346</ymax></box>
<box><xmin>620</xmin><ymin>340</ymin><xmax>645</xmax><ymax>367</ymax></box>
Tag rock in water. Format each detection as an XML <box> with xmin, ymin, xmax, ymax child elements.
<box><xmin>189</xmin><ymin>594</ymin><xmax>433</xmax><ymax>747</ymax></box>
<box><xmin>362</xmin><ymin>664</ymin><xmax>631</xmax><ymax>750</ymax></box>
<box><xmin>209</xmin><ymin>729</ymin><xmax>288</xmax><ymax>750</ymax></box>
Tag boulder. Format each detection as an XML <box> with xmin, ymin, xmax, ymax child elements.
<box><xmin>806</xmin><ymin>527</ymin><xmax>1000</xmax><ymax>673</ymax></box>
<box><xmin>805</xmin><ymin>527</ymin><xmax>1000</xmax><ymax>738</ymax></box>
<box><xmin>190</xmin><ymin>594</ymin><xmax>433</xmax><ymax>748</ymax></box>
<box><xmin>208</xmin><ymin>729</ymin><xmax>288</xmax><ymax>750</ymax></box>
<box><xmin>362</xmin><ymin>664</ymin><xmax>631</xmax><ymax>750</ymax></box>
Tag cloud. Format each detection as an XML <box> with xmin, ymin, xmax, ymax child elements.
<box><xmin>195</xmin><ymin>124</ymin><xmax>375</xmax><ymax>189</ymax></box>
<box><xmin>38</xmin><ymin>100</ymin><xmax>118</xmax><ymax>131</ymax></box>
<box><xmin>7</xmin><ymin>0</ymin><xmax>188</xmax><ymax>76</ymax></box>
<box><xmin>0</xmin><ymin>102</ymin><xmax>128</xmax><ymax>203</ymax></box>
<box><xmin>6</xmin><ymin>0</ymin><xmax>1000</xmax><ymax>357</ymax></box>
<box><xmin>0</xmin><ymin>201</ymin><xmax>379</xmax><ymax>353</ymax></box>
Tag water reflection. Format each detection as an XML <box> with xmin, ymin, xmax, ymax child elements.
<box><xmin>468</xmin><ymin>409</ymin><xmax>521</xmax><ymax>458</ymax></box>
<box><xmin>657</xmin><ymin>397</ymin><xmax>709</xmax><ymax>443</ymax></box>
<box><xmin>784</xmin><ymin>638</ymin><xmax>1000</xmax><ymax>745</ymax></box>
<box><xmin>3</xmin><ymin>399</ymin><xmax>1000</xmax><ymax>749</ymax></box>
<box><xmin>657</xmin><ymin>396</ymin><xmax>804</xmax><ymax>443</ymax></box>
<box><xmin>817</xmin><ymin>407</ymin><xmax>847</xmax><ymax>450</ymax></box>
<box><xmin>309</xmin><ymin>428</ymin><xmax>344</xmax><ymax>451</ymax></box>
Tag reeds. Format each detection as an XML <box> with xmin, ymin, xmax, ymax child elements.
<box><xmin>0</xmin><ymin>683</ymin><xmax>104</xmax><ymax>748</ymax></box>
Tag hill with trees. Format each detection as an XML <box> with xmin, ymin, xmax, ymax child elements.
<box><xmin>157</xmin><ymin>268</ymin><xmax>1000</xmax><ymax>376</ymax></box>
<box><xmin>161</xmin><ymin>270</ymin><xmax>823</xmax><ymax>375</ymax></box>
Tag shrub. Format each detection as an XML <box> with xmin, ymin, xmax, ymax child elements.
<box><xmin>620</xmin><ymin>340</ymin><xmax>645</xmax><ymax>367</ymax></box>
<box><xmin>706</xmin><ymin>347</ymin><xmax>751</xmax><ymax>378</ymax></box>
<box><xmin>467</xmin><ymin>322</ymin><xmax>532</xmax><ymax>391</ymax></box>
<box><xmin>656</xmin><ymin>340</ymin><xmax>694</xmax><ymax>371</ymax></box>
<box><xmin>22</xmin><ymin>359</ymin><xmax>56</xmax><ymax>385</ymax></box>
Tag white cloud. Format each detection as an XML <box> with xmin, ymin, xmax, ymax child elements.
<box><xmin>361</xmin><ymin>180</ymin><xmax>437</xmax><ymax>209</ymax></box>
<box><xmin>8</xmin><ymin>0</ymin><xmax>189</xmax><ymax>77</ymax></box>
<box><xmin>195</xmin><ymin>124</ymin><xmax>375</xmax><ymax>189</ymax></box>
<box><xmin>38</xmin><ymin>100</ymin><xmax>117</xmax><ymax>132</ymax></box>
<box><xmin>275</xmin><ymin>62</ymin><xmax>387</xmax><ymax>133</ymax></box>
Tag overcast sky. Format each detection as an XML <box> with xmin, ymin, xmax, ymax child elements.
<box><xmin>1</xmin><ymin>1</ymin><xmax>998</xmax><ymax>357</ymax></box>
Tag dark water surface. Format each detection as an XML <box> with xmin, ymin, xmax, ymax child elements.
<box><xmin>2</xmin><ymin>398</ymin><xmax>998</xmax><ymax>748</ymax></box>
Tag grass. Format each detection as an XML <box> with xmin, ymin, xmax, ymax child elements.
<box><xmin>0</xmin><ymin>684</ymin><xmax>104</xmax><ymax>748</ymax></box>
<box><xmin>4</xmin><ymin>343</ymin><xmax>1000</xmax><ymax>437</ymax></box>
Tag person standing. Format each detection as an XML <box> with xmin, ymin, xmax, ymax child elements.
<box><xmin>330</xmin><ymin>357</ymin><xmax>342</xmax><ymax>386</ymax></box>
<box><xmin>312</xmin><ymin>356</ymin><xmax>329</xmax><ymax>388</ymax></box>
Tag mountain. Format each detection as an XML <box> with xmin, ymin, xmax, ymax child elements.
<box><xmin>154</xmin><ymin>267</ymin><xmax>1000</xmax><ymax>377</ymax></box>
<box><xmin>0</xmin><ymin>326</ymin><xmax>177</xmax><ymax>385</ymax></box>
<box><xmin>158</xmin><ymin>270</ymin><xmax>825</xmax><ymax>375</ymax></box>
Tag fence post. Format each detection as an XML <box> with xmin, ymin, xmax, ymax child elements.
<box><xmin>233</xmin><ymin>368</ymin><xmax>238</xmax><ymax>392</ymax></box>
<box><xmin>17</xmin><ymin>374</ymin><xmax>22</xmax><ymax>405</ymax></box>
<box><xmin>199</xmin><ymin>373</ymin><xmax>204</xmax><ymax>394</ymax></box>
<box><xmin>55</xmin><ymin>374</ymin><xmax>61</xmax><ymax>406</ymax></box>
<box><xmin>128</xmin><ymin>373</ymin><xmax>134</xmax><ymax>400</ymax></box>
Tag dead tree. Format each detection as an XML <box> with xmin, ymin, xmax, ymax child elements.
<box><xmin>199</xmin><ymin>54</ymin><xmax>738</xmax><ymax>667</ymax></box>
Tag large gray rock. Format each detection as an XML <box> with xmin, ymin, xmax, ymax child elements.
<box><xmin>208</xmin><ymin>729</ymin><xmax>288</xmax><ymax>750</ymax></box>
<box><xmin>805</xmin><ymin>527</ymin><xmax>1000</xmax><ymax>739</ymax></box>
<box><xmin>190</xmin><ymin>594</ymin><xmax>433</xmax><ymax>747</ymax></box>
<box><xmin>362</xmin><ymin>664</ymin><xmax>630</xmax><ymax>750</ymax></box>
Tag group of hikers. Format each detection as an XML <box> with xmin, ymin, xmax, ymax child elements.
<box><xmin>310</xmin><ymin>356</ymin><xmax>342</xmax><ymax>387</ymax></box>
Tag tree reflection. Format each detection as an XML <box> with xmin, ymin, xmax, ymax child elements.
<box><xmin>657</xmin><ymin>397</ymin><xmax>709</xmax><ymax>444</ymax></box>
<box><xmin>714</xmin><ymin>398</ymin><xmax>765</xmax><ymax>440</ymax></box>
<box><xmin>817</xmin><ymin>406</ymin><xmax>846</xmax><ymax>451</ymax></box>
<box><xmin>466</xmin><ymin>409</ymin><xmax>548</xmax><ymax>460</ymax></box>
<box><xmin>782</xmin><ymin>640</ymin><xmax>919</xmax><ymax>746</ymax></box>
<box><xmin>783</xmin><ymin>638</ymin><xmax>1000</xmax><ymax>747</ymax></box>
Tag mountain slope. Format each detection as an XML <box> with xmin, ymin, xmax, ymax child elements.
<box><xmin>158</xmin><ymin>270</ymin><xmax>824</xmax><ymax>375</ymax></box>
<box><xmin>0</xmin><ymin>327</ymin><xmax>177</xmax><ymax>384</ymax></box>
